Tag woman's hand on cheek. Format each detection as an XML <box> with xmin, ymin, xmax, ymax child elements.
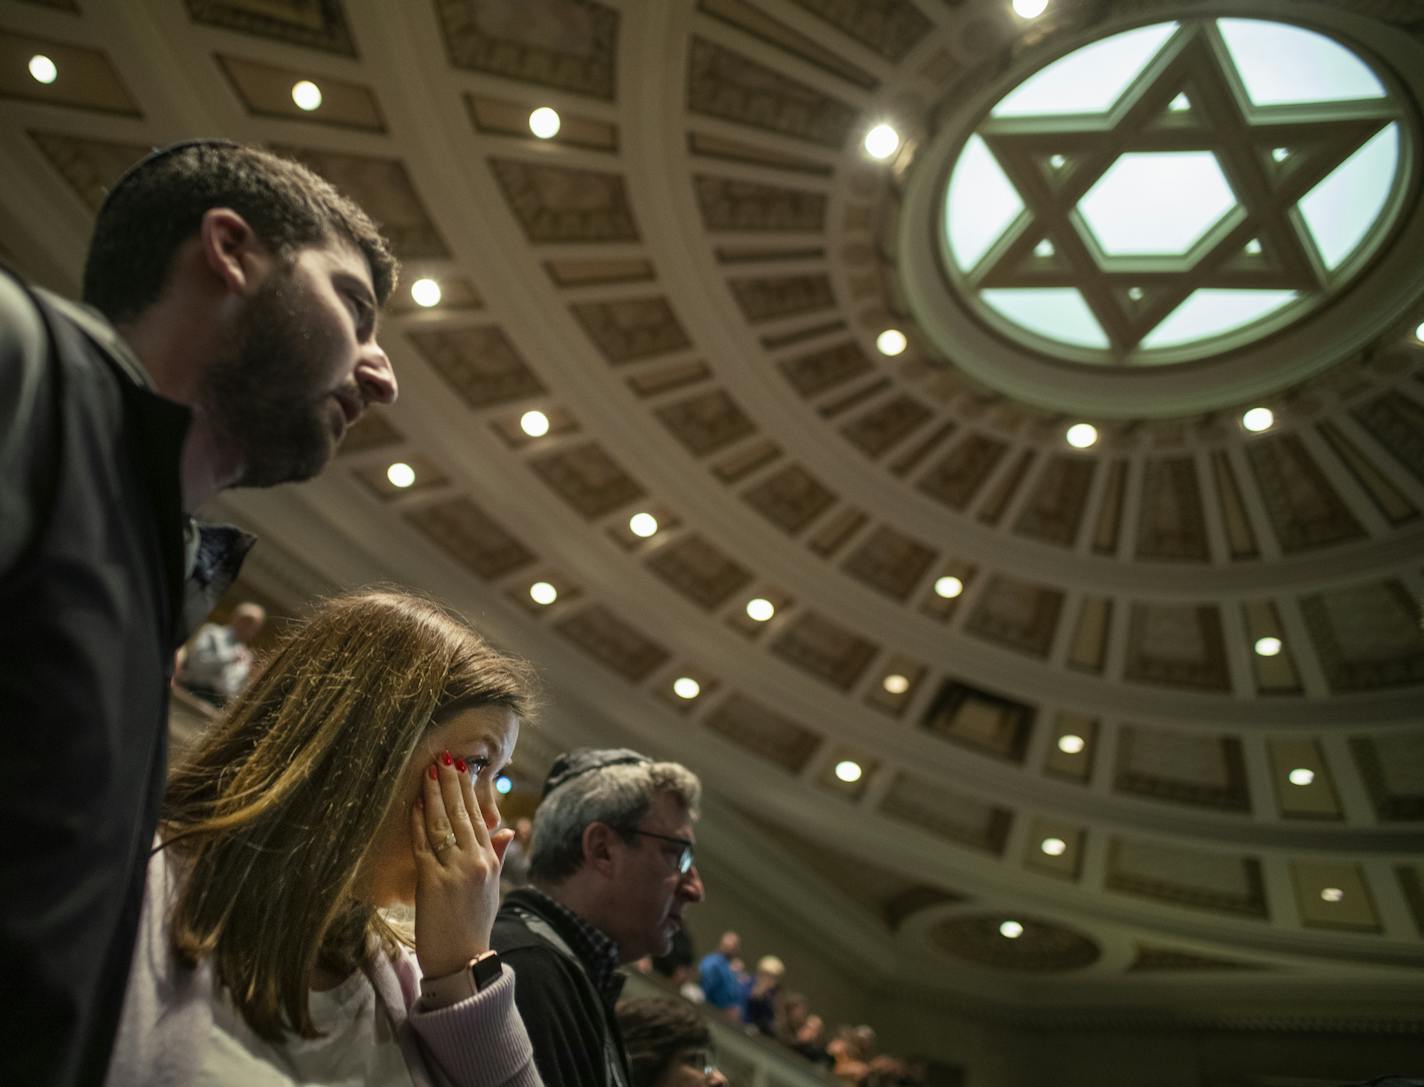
<box><xmin>408</xmin><ymin>752</ymin><xmax>503</xmax><ymax>980</ymax></box>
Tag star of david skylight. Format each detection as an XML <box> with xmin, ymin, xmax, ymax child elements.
<box><xmin>941</xmin><ymin>18</ymin><xmax>1408</xmax><ymax>364</ymax></box>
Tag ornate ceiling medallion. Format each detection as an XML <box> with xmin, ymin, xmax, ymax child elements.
<box><xmin>900</xmin><ymin>9</ymin><xmax>1424</xmax><ymax>416</ymax></box>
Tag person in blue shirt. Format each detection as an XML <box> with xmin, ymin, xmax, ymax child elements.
<box><xmin>697</xmin><ymin>931</ymin><xmax>746</xmax><ymax>1020</ymax></box>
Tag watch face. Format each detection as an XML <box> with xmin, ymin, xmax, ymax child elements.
<box><xmin>472</xmin><ymin>950</ymin><xmax>501</xmax><ymax>991</ymax></box>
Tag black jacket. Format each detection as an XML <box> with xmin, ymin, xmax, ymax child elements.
<box><xmin>0</xmin><ymin>269</ymin><xmax>248</xmax><ymax>1087</ymax></box>
<box><xmin>492</xmin><ymin>888</ymin><xmax>632</xmax><ymax>1087</ymax></box>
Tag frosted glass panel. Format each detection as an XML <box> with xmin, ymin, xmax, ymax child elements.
<box><xmin>992</xmin><ymin>23</ymin><xmax>1179</xmax><ymax>117</ymax></box>
<box><xmin>1078</xmin><ymin>152</ymin><xmax>1236</xmax><ymax>255</ymax></box>
<box><xmin>946</xmin><ymin>135</ymin><xmax>1024</xmax><ymax>270</ymax></box>
<box><xmin>1299</xmin><ymin>124</ymin><xmax>1399</xmax><ymax>271</ymax></box>
<box><xmin>981</xmin><ymin>289</ymin><xmax>1110</xmax><ymax>348</ymax></box>
<box><xmin>1142</xmin><ymin>290</ymin><xmax>1296</xmax><ymax>348</ymax></box>
<box><xmin>1218</xmin><ymin>19</ymin><xmax>1385</xmax><ymax>105</ymax></box>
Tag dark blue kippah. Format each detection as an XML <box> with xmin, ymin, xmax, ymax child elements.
<box><xmin>541</xmin><ymin>747</ymin><xmax>651</xmax><ymax>799</ymax></box>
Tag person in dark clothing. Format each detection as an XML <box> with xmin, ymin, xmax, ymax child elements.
<box><xmin>0</xmin><ymin>140</ymin><xmax>399</xmax><ymax>1087</ymax></box>
<box><xmin>492</xmin><ymin>748</ymin><xmax>706</xmax><ymax>1087</ymax></box>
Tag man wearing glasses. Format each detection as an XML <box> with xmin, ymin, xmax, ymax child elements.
<box><xmin>493</xmin><ymin>748</ymin><xmax>706</xmax><ymax>1087</ymax></box>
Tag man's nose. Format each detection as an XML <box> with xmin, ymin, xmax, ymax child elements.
<box><xmin>680</xmin><ymin>864</ymin><xmax>705</xmax><ymax>903</ymax></box>
<box><xmin>356</xmin><ymin>341</ymin><xmax>397</xmax><ymax>406</ymax></box>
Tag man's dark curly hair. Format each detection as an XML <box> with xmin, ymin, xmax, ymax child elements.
<box><xmin>82</xmin><ymin>141</ymin><xmax>397</xmax><ymax>325</ymax></box>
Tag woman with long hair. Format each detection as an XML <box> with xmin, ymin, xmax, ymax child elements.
<box><xmin>106</xmin><ymin>588</ymin><xmax>543</xmax><ymax>1086</ymax></box>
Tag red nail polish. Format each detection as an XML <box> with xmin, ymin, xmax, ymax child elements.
<box><xmin>428</xmin><ymin>765</ymin><xmax>438</xmax><ymax>780</ymax></box>
<box><xmin>440</xmin><ymin>751</ymin><xmax>453</xmax><ymax>766</ymax></box>
<box><xmin>455</xmin><ymin>758</ymin><xmax>468</xmax><ymax>773</ymax></box>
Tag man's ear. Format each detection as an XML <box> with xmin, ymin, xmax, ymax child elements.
<box><xmin>199</xmin><ymin>208</ymin><xmax>262</xmax><ymax>294</ymax></box>
<box><xmin>582</xmin><ymin>821</ymin><xmax>619</xmax><ymax>878</ymax></box>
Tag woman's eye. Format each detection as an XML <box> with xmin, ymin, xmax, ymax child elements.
<box><xmin>466</xmin><ymin>757</ymin><xmax>490</xmax><ymax>775</ymax></box>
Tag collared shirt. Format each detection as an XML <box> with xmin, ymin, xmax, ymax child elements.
<box><xmin>519</xmin><ymin>887</ymin><xmax>625</xmax><ymax>1007</ymax></box>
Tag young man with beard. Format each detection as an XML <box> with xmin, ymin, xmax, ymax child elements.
<box><xmin>0</xmin><ymin>140</ymin><xmax>398</xmax><ymax>1087</ymax></box>
<box><xmin>494</xmin><ymin>748</ymin><xmax>706</xmax><ymax>1087</ymax></box>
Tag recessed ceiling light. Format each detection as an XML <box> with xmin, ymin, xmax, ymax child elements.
<box><xmin>529</xmin><ymin>106</ymin><xmax>561</xmax><ymax>139</ymax></box>
<box><xmin>834</xmin><ymin>760</ymin><xmax>863</xmax><ymax>783</ymax></box>
<box><xmin>673</xmin><ymin>677</ymin><xmax>701</xmax><ymax>700</ymax></box>
<box><xmin>1288</xmin><ymin>767</ymin><xmax>1315</xmax><ymax>786</ymax></box>
<box><xmin>882</xmin><ymin>674</ymin><xmax>910</xmax><ymax>694</ymax></box>
<box><xmin>629</xmin><ymin>512</ymin><xmax>659</xmax><ymax>538</ymax></box>
<box><xmin>529</xmin><ymin>581</ymin><xmax>558</xmax><ymax>606</ymax></box>
<box><xmin>1242</xmin><ymin>406</ymin><xmax>1274</xmax><ymax>432</ymax></box>
<box><xmin>1271</xmin><ymin>147</ymin><xmax>1291</xmax><ymax>162</ymax></box>
<box><xmin>999</xmin><ymin>920</ymin><xmax>1024</xmax><ymax>939</ymax></box>
<box><xmin>1057</xmin><ymin>734</ymin><xmax>1085</xmax><ymax>754</ymax></box>
<box><xmin>934</xmin><ymin>575</ymin><xmax>964</xmax><ymax>599</ymax></box>
<box><xmin>745</xmin><ymin>597</ymin><xmax>775</xmax><ymax>622</ymax></box>
<box><xmin>1040</xmin><ymin>837</ymin><xmax>1067</xmax><ymax>856</ymax></box>
<box><xmin>410</xmin><ymin>277</ymin><xmax>442</xmax><ymax>307</ymax></box>
<box><xmin>864</xmin><ymin>123</ymin><xmax>901</xmax><ymax>160</ymax></box>
<box><xmin>386</xmin><ymin>462</ymin><xmax>415</xmax><ymax>488</ymax></box>
<box><xmin>876</xmin><ymin>329</ymin><xmax>908</xmax><ymax>356</ymax></box>
<box><xmin>1414</xmin><ymin>320</ymin><xmax>1424</xmax><ymax>342</ymax></box>
<box><xmin>1320</xmin><ymin>887</ymin><xmax>1344</xmax><ymax>903</ymax></box>
<box><xmin>520</xmin><ymin>410</ymin><xmax>550</xmax><ymax>438</ymax></box>
<box><xmin>1127</xmin><ymin>286</ymin><xmax>1144</xmax><ymax>301</ymax></box>
<box><xmin>1066</xmin><ymin>422</ymin><xmax>1098</xmax><ymax>448</ymax></box>
<box><xmin>1012</xmin><ymin>0</ymin><xmax>1049</xmax><ymax>18</ymax></box>
<box><xmin>1254</xmin><ymin>636</ymin><xmax>1283</xmax><ymax>657</ymax></box>
<box><xmin>28</xmin><ymin>54</ymin><xmax>57</xmax><ymax>84</ymax></box>
<box><xmin>291</xmin><ymin>80</ymin><xmax>322</xmax><ymax>111</ymax></box>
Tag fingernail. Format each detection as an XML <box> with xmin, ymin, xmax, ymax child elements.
<box><xmin>455</xmin><ymin>758</ymin><xmax>467</xmax><ymax>773</ymax></box>
<box><xmin>428</xmin><ymin>765</ymin><xmax>438</xmax><ymax>780</ymax></box>
<box><xmin>440</xmin><ymin>751</ymin><xmax>453</xmax><ymax>766</ymax></box>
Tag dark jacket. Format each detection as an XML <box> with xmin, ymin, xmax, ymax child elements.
<box><xmin>491</xmin><ymin>888</ymin><xmax>632</xmax><ymax>1087</ymax></box>
<box><xmin>0</xmin><ymin>269</ymin><xmax>248</xmax><ymax>1087</ymax></box>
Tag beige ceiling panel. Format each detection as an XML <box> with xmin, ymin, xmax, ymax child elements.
<box><xmin>920</xmin><ymin>680</ymin><xmax>1035</xmax><ymax>765</ymax></box>
<box><xmin>1043</xmin><ymin>713</ymin><xmax>1097</xmax><ymax>784</ymax></box>
<box><xmin>386</xmin><ymin>275</ymin><xmax>481</xmax><ymax>314</ymax></box>
<box><xmin>964</xmin><ymin>574</ymin><xmax>1064</xmax><ymax>659</ymax></box>
<box><xmin>644</xmin><ymin>533</ymin><xmax>753</xmax><ymax>611</ymax></box>
<box><xmin>806</xmin><ymin>506</ymin><xmax>868</xmax><ymax>559</ymax></box>
<box><xmin>770</xmin><ymin>610</ymin><xmax>878</xmax><ymax>690</ymax></box>
<box><xmin>1023</xmin><ymin>818</ymin><xmax>1084</xmax><ymax>882</ymax></box>
<box><xmin>784</xmin><ymin>0</ymin><xmax>933</xmax><ymax>63</ymax></box>
<box><xmin>1127</xmin><ymin>946</ymin><xmax>1265</xmax><ymax>972</ymax></box>
<box><xmin>1209</xmin><ymin>450</ymin><xmax>1260</xmax><ymax>560</ymax></box>
<box><xmin>917</xmin><ymin>560</ymin><xmax>975</xmax><ymax>624</ymax></box>
<box><xmin>686</xmin><ymin>37</ymin><xmax>856</xmax><ymax>149</ymax></box>
<box><xmin>491</xmin><ymin>159</ymin><xmax>638</xmax><ymax>244</ymax></box>
<box><xmin>1266</xmin><ymin>737</ymin><xmax>1341</xmax><ymax>820</ymax></box>
<box><xmin>1013</xmin><ymin>454</ymin><xmax>1096</xmax><ymax>548</ymax></box>
<box><xmin>687</xmin><ymin>130</ymin><xmax>833</xmax><ymax>175</ymax></box>
<box><xmin>693</xmin><ymin>174</ymin><xmax>827</xmax><ymax>232</ymax></box>
<box><xmin>928</xmin><ymin>914</ymin><xmax>1100</xmax><ymax>972</ymax></box>
<box><xmin>1066</xmin><ymin>595</ymin><xmax>1112</xmax><ymax>675</ymax></box>
<box><xmin>865</xmin><ymin>655</ymin><xmax>926</xmax><ymax>718</ymax></box>
<box><xmin>1135</xmin><ymin>455</ymin><xmax>1210</xmax><ymax>562</ymax></box>
<box><xmin>404</xmin><ymin>497</ymin><xmax>535</xmax><ymax>581</ymax></box>
<box><xmin>1301</xmin><ymin>578</ymin><xmax>1424</xmax><ymax>693</ymax></box>
<box><xmin>879</xmin><ymin>772</ymin><xmax>1013</xmax><ymax>855</ymax></box>
<box><xmin>216</xmin><ymin>55</ymin><xmax>380</xmax><ymax>129</ymax></box>
<box><xmin>529</xmin><ymin>441</ymin><xmax>646</xmax><ymax>518</ymax></box>
<box><xmin>729</xmin><ymin>272</ymin><xmax>835</xmax><ymax>323</ymax></box>
<box><xmin>626</xmin><ymin>361</ymin><xmax>714</xmax><ymax>399</ymax></box>
<box><xmin>1107</xmin><ymin>837</ymin><xmax>1267</xmax><ymax>918</ymax></box>
<box><xmin>570</xmin><ymin>296</ymin><xmax>690</xmax><ymax>363</ymax></box>
<box><xmin>703</xmin><ymin>694</ymin><xmax>821</xmax><ymax>774</ymax></box>
<box><xmin>1122</xmin><ymin>602</ymin><xmax>1231</xmax><ymax>692</ymax></box>
<box><xmin>555</xmin><ymin>604</ymin><xmax>671</xmax><ymax>683</ymax></box>
<box><xmin>652</xmin><ymin>665</ymin><xmax>721</xmax><ymax>716</ymax></box>
<box><xmin>29</xmin><ymin>131</ymin><xmax>150</xmax><ymax>211</ymax></box>
<box><xmin>1397</xmin><ymin>864</ymin><xmax>1424</xmax><ymax>937</ymax></box>
<box><xmin>544</xmin><ymin>257</ymin><xmax>655</xmax><ymax>287</ymax></box>
<box><xmin>887</xmin><ymin>419</ymin><xmax>956</xmax><ymax>477</ymax></box>
<box><xmin>723</xmin><ymin>584</ymin><xmax>794</xmax><ymax>641</ymax></box>
<box><xmin>1114</xmin><ymin>725</ymin><xmax>1250</xmax><ymax>813</ymax></box>
<box><xmin>760</xmin><ymin>317</ymin><xmax>847</xmax><ymax>350</ymax></box>
<box><xmin>1090</xmin><ymin>457</ymin><xmax>1129</xmax><ymax>556</ymax></box>
<box><xmin>917</xmin><ymin>433</ymin><xmax>1009</xmax><ymax>511</ymax></box>
<box><xmin>1349</xmin><ymin>734</ymin><xmax>1424</xmax><ymax>821</ymax></box>
<box><xmin>654</xmin><ymin>389</ymin><xmax>757</xmax><ymax>457</ymax></box>
<box><xmin>1317</xmin><ymin>420</ymin><xmax>1419</xmax><ymax>526</ymax></box>
<box><xmin>488</xmin><ymin>405</ymin><xmax>580</xmax><ymax>449</ymax></box>
<box><xmin>0</xmin><ymin>34</ymin><xmax>139</xmax><ymax>115</ymax></box>
<box><xmin>185</xmin><ymin>0</ymin><xmax>355</xmax><ymax>54</ymax></box>
<box><xmin>711</xmin><ymin>438</ymin><xmax>782</xmax><ymax>483</ymax></box>
<box><xmin>1352</xmin><ymin>391</ymin><xmax>1424</xmax><ymax>486</ymax></box>
<box><xmin>1245</xmin><ymin>433</ymin><xmax>1366</xmax><ymax>553</ymax></box>
<box><xmin>433</xmin><ymin>0</ymin><xmax>618</xmax><ymax>99</ymax></box>
<box><xmin>841</xmin><ymin>523</ymin><xmax>937</xmax><ymax>600</ymax></box>
<box><xmin>406</xmin><ymin>325</ymin><xmax>545</xmax><ymax>408</ymax></box>
<box><xmin>840</xmin><ymin>395</ymin><xmax>934</xmax><ymax>460</ymax></box>
<box><xmin>1242</xmin><ymin>599</ymin><xmax>1303</xmax><ymax>694</ymax></box>
<box><xmin>976</xmin><ymin>450</ymin><xmax>1036</xmax><ymax>527</ymax></box>
<box><xmin>818</xmin><ymin>375</ymin><xmax>891</xmax><ymax>419</ymax></box>
<box><xmin>777</xmin><ymin>340</ymin><xmax>873</xmax><ymax>397</ymax></box>
<box><xmin>1292</xmin><ymin>861</ymin><xmax>1381</xmax><ymax>933</ymax></box>
<box><xmin>269</xmin><ymin>146</ymin><xmax>450</xmax><ymax>259</ymax></box>
<box><xmin>815</xmin><ymin>746</ymin><xmax>882</xmax><ymax>802</ymax></box>
<box><xmin>467</xmin><ymin>94</ymin><xmax>616</xmax><ymax>150</ymax></box>
<box><xmin>698</xmin><ymin>0</ymin><xmax>879</xmax><ymax>88</ymax></box>
<box><xmin>743</xmin><ymin>463</ymin><xmax>836</xmax><ymax>535</ymax></box>
<box><xmin>351</xmin><ymin>454</ymin><xmax>448</xmax><ymax>501</ymax></box>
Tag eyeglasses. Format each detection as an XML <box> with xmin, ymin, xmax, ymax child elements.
<box><xmin>678</xmin><ymin>1048</ymin><xmax>717</xmax><ymax>1078</ymax></box>
<box><xmin>630</xmin><ymin>828</ymin><xmax>695</xmax><ymax>875</ymax></box>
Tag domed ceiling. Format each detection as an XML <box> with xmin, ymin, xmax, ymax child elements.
<box><xmin>3</xmin><ymin>0</ymin><xmax>1422</xmax><ymax>1031</ymax></box>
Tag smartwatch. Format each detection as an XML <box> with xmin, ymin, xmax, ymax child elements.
<box><xmin>420</xmin><ymin>950</ymin><xmax>502</xmax><ymax>1009</ymax></box>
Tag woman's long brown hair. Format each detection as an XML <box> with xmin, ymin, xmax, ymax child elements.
<box><xmin>162</xmin><ymin>588</ymin><xmax>536</xmax><ymax>1040</ymax></box>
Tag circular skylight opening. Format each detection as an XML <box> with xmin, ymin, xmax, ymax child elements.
<box><xmin>939</xmin><ymin>17</ymin><xmax>1409</xmax><ymax>367</ymax></box>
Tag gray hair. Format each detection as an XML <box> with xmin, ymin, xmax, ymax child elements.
<box><xmin>529</xmin><ymin>760</ymin><xmax>701</xmax><ymax>884</ymax></box>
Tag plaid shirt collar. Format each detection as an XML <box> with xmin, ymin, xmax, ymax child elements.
<box><xmin>521</xmin><ymin>886</ymin><xmax>625</xmax><ymax>1005</ymax></box>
